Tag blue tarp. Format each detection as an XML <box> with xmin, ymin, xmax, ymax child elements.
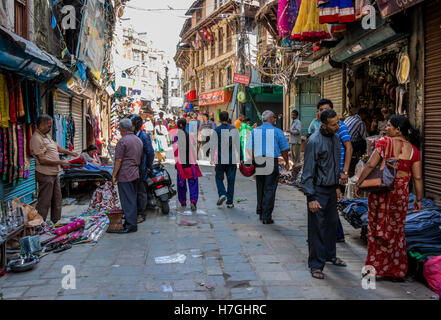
<box><xmin>0</xmin><ymin>26</ymin><xmax>70</xmax><ymax>82</ymax></box>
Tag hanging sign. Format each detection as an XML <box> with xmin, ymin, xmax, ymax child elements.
<box><xmin>377</xmin><ymin>0</ymin><xmax>424</xmax><ymax>18</ymax></box>
<box><xmin>237</xmin><ymin>91</ymin><xmax>246</xmax><ymax>103</ymax></box>
<box><xmin>234</xmin><ymin>73</ymin><xmax>251</xmax><ymax>85</ymax></box>
<box><xmin>199</xmin><ymin>90</ymin><xmax>232</xmax><ymax>106</ymax></box>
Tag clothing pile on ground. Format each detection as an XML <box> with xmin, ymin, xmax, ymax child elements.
<box><xmin>340</xmin><ymin>194</ymin><xmax>441</xmax><ymax>293</ymax></box>
<box><xmin>279</xmin><ymin>163</ymin><xmax>303</xmax><ymax>187</ymax></box>
<box><xmin>40</xmin><ymin>210</ymin><xmax>109</xmax><ymax>251</ymax></box>
<box><xmin>0</xmin><ymin>74</ymin><xmax>41</xmax><ymax>187</ymax></box>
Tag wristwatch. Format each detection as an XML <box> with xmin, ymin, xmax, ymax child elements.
<box><xmin>343</xmin><ymin>171</ymin><xmax>348</xmax><ymax>175</ymax></box>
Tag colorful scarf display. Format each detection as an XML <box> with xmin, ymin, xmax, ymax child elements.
<box><xmin>317</xmin><ymin>0</ymin><xmax>355</xmax><ymax>24</ymax></box>
<box><xmin>277</xmin><ymin>0</ymin><xmax>301</xmax><ymax>39</ymax></box>
<box><xmin>291</xmin><ymin>0</ymin><xmax>331</xmax><ymax>42</ymax></box>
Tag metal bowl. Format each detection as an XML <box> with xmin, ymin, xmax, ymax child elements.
<box><xmin>8</xmin><ymin>257</ymin><xmax>39</xmax><ymax>273</ymax></box>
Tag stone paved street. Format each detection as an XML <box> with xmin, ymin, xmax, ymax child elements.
<box><xmin>0</xmin><ymin>159</ymin><xmax>437</xmax><ymax>300</ymax></box>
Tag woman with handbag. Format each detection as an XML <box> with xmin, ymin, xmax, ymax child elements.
<box><xmin>173</xmin><ymin>118</ymin><xmax>202</xmax><ymax>211</ymax></box>
<box><xmin>355</xmin><ymin>115</ymin><xmax>423</xmax><ymax>282</ymax></box>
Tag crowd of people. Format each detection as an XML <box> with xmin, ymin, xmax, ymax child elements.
<box><xmin>29</xmin><ymin>100</ymin><xmax>423</xmax><ymax>282</ymax></box>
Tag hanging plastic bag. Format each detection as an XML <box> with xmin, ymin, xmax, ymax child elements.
<box><xmin>355</xmin><ymin>160</ymin><xmax>366</xmax><ymax>181</ymax></box>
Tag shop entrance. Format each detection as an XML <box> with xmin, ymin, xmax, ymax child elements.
<box><xmin>297</xmin><ymin>78</ymin><xmax>321</xmax><ymax>136</ymax></box>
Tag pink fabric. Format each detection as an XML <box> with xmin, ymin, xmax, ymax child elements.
<box><xmin>423</xmin><ymin>255</ymin><xmax>441</xmax><ymax>294</ymax></box>
<box><xmin>173</xmin><ymin>133</ymin><xmax>202</xmax><ymax>180</ymax></box>
<box><xmin>277</xmin><ymin>0</ymin><xmax>301</xmax><ymax>39</ymax></box>
<box><xmin>54</xmin><ymin>219</ymin><xmax>85</xmax><ymax>236</ymax></box>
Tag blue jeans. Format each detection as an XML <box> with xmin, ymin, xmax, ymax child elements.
<box><xmin>215</xmin><ymin>164</ymin><xmax>237</xmax><ymax>205</ymax></box>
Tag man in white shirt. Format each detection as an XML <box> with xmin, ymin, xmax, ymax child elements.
<box><xmin>286</xmin><ymin>110</ymin><xmax>302</xmax><ymax>165</ymax></box>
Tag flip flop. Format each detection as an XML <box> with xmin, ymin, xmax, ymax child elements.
<box><xmin>311</xmin><ymin>269</ymin><xmax>325</xmax><ymax>280</ymax></box>
<box><xmin>328</xmin><ymin>257</ymin><xmax>347</xmax><ymax>267</ymax></box>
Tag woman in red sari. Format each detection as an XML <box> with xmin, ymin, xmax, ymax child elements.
<box><xmin>355</xmin><ymin>115</ymin><xmax>423</xmax><ymax>282</ymax></box>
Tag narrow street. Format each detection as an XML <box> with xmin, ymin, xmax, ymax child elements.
<box><xmin>0</xmin><ymin>149</ymin><xmax>436</xmax><ymax>300</ymax></box>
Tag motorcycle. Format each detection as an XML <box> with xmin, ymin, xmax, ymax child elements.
<box><xmin>146</xmin><ymin>162</ymin><xmax>176</xmax><ymax>215</ymax></box>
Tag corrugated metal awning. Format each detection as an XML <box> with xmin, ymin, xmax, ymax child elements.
<box><xmin>0</xmin><ymin>26</ymin><xmax>70</xmax><ymax>82</ymax></box>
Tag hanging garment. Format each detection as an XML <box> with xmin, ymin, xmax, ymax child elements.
<box><xmin>317</xmin><ymin>0</ymin><xmax>355</xmax><ymax>24</ymax></box>
<box><xmin>291</xmin><ymin>0</ymin><xmax>331</xmax><ymax>42</ymax></box>
<box><xmin>355</xmin><ymin>0</ymin><xmax>371</xmax><ymax>20</ymax></box>
<box><xmin>17</xmin><ymin>124</ymin><xmax>24</xmax><ymax>181</ymax></box>
<box><xmin>0</xmin><ymin>128</ymin><xmax>3</xmax><ymax>175</ymax></box>
<box><xmin>8</xmin><ymin>75</ymin><xmax>17</xmax><ymax>124</ymax></box>
<box><xmin>277</xmin><ymin>0</ymin><xmax>301</xmax><ymax>39</ymax></box>
<box><xmin>16</xmin><ymin>83</ymin><xmax>25</xmax><ymax>118</ymax></box>
<box><xmin>62</xmin><ymin>117</ymin><xmax>67</xmax><ymax>150</ymax></box>
<box><xmin>11</xmin><ymin>123</ymin><xmax>19</xmax><ymax>184</ymax></box>
<box><xmin>23</xmin><ymin>81</ymin><xmax>31</xmax><ymax>124</ymax></box>
<box><xmin>0</xmin><ymin>73</ymin><xmax>10</xmax><ymax>128</ymax></box>
<box><xmin>54</xmin><ymin>114</ymin><xmax>64</xmax><ymax>149</ymax></box>
<box><xmin>2</xmin><ymin>128</ymin><xmax>7</xmax><ymax>181</ymax></box>
<box><xmin>23</xmin><ymin>124</ymin><xmax>30</xmax><ymax>178</ymax></box>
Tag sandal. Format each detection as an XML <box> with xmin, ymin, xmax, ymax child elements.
<box><xmin>328</xmin><ymin>257</ymin><xmax>347</xmax><ymax>267</ymax></box>
<box><xmin>311</xmin><ymin>269</ymin><xmax>325</xmax><ymax>280</ymax></box>
<box><xmin>137</xmin><ymin>216</ymin><xmax>146</xmax><ymax>224</ymax></box>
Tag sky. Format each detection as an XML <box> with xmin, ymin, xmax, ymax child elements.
<box><xmin>123</xmin><ymin>0</ymin><xmax>196</xmax><ymax>73</ymax></box>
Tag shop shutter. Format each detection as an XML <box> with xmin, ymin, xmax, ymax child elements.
<box><xmin>323</xmin><ymin>71</ymin><xmax>344</xmax><ymax>117</ymax></box>
<box><xmin>424</xmin><ymin>0</ymin><xmax>441</xmax><ymax>203</ymax></box>
<box><xmin>54</xmin><ymin>90</ymin><xmax>70</xmax><ymax>116</ymax></box>
<box><xmin>2</xmin><ymin>159</ymin><xmax>37</xmax><ymax>205</ymax></box>
<box><xmin>72</xmin><ymin>97</ymin><xmax>84</xmax><ymax>154</ymax></box>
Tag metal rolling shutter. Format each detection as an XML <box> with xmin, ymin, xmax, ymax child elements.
<box><xmin>424</xmin><ymin>0</ymin><xmax>441</xmax><ymax>203</ymax></box>
<box><xmin>55</xmin><ymin>90</ymin><xmax>71</xmax><ymax>116</ymax></box>
<box><xmin>72</xmin><ymin>97</ymin><xmax>84</xmax><ymax>154</ymax></box>
<box><xmin>323</xmin><ymin>72</ymin><xmax>344</xmax><ymax>117</ymax></box>
<box><xmin>3</xmin><ymin>159</ymin><xmax>37</xmax><ymax>204</ymax></box>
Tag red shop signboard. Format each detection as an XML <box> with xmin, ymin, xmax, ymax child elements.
<box><xmin>233</xmin><ymin>73</ymin><xmax>251</xmax><ymax>85</ymax></box>
<box><xmin>199</xmin><ymin>90</ymin><xmax>232</xmax><ymax>106</ymax></box>
<box><xmin>186</xmin><ymin>90</ymin><xmax>197</xmax><ymax>101</ymax></box>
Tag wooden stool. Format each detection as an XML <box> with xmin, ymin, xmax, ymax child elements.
<box><xmin>106</xmin><ymin>209</ymin><xmax>124</xmax><ymax>232</ymax></box>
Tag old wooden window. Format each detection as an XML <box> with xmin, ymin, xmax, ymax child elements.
<box><xmin>218</xmin><ymin>28</ymin><xmax>223</xmax><ymax>55</ymax></box>
<box><xmin>14</xmin><ymin>0</ymin><xmax>28</xmax><ymax>39</ymax></box>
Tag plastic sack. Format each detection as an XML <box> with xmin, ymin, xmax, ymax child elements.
<box><xmin>355</xmin><ymin>160</ymin><xmax>366</xmax><ymax>181</ymax></box>
<box><xmin>423</xmin><ymin>255</ymin><xmax>441</xmax><ymax>293</ymax></box>
<box><xmin>154</xmin><ymin>253</ymin><xmax>187</xmax><ymax>264</ymax></box>
<box><xmin>20</xmin><ymin>236</ymin><xmax>41</xmax><ymax>256</ymax></box>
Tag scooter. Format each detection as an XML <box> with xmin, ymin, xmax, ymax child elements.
<box><xmin>146</xmin><ymin>162</ymin><xmax>176</xmax><ymax>215</ymax></box>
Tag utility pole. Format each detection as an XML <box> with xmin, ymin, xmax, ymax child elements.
<box><xmin>230</xmin><ymin>0</ymin><xmax>246</xmax><ymax>120</ymax></box>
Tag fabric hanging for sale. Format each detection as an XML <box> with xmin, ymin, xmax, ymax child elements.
<box><xmin>277</xmin><ymin>0</ymin><xmax>301</xmax><ymax>39</ymax></box>
<box><xmin>291</xmin><ymin>0</ymin><xmax>331</xmax><ymax>42</ymax></box>
<box><xmin>0</xmin><ymin>73</ymin><xmax>10</xmax><ymax>128</ymax></box>
<box><xmin>0</xmin><ymin>127</ymin><xmax>3</xmax><ymax>175</ymax></box>
<box><xmin>8</xmin><ymin>75</ymin><xmax>17</xmax><ymax>124</ymax></box>
<box><xmin>317</xmin><ymin>0</ymin><xmax>355</xmax><ymax>24</ymax></box>
<box><xmin>355</xmin><ymin>0</ymin><xmax>371</xmax><ymax>20</ymax></box>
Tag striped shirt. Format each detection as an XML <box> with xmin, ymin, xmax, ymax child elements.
<box><xmin>337</xmin><ymin>121</ymin><xmax>351</xmax><ymax>173</ymax></box>
<box><xmin>344</xmin><ymin>115</ymin><xmax>367</xmax><ymax>142</ymax></box>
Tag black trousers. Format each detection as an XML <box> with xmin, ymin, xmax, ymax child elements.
<box><xmin>308</xmin><ymin>186</ymin><xmax>338</xmax><ymax>271</ymax></box>
<box><xmin>118</xmin><ymin>179</ymin><xmax>140</xmax><ymax>229</ymax></box>
<box><xmin>256</xmin><ymin>159</ymin><xmax>279</xmax><ymax>221</ymax></box>
<box><xmin>137</xmin><ymin>180</ymin><xmax>148</xmax><ymax>217</ymax></box>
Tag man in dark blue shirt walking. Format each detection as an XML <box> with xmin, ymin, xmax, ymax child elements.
<box><xmin>210</xmin><ymin>111</ymin><xmax>240</xmax><ymax>208</ymax></box>
<box><xmin>132</xmin><ymin>116</ymin><xmax>155</xmax><ymax>222</ymax></box>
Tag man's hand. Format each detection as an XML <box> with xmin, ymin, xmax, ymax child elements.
<box><xmin>284</xmin><ymin>163</ymin><xmax>290</xmax><ymax>171</ymax></box>
<box><xmin>70</xmin><ymin>152</ymin><xmax>79</xmax><ymax>157</ymax></box>
<box><xmin>339</xmin><ymin>172</ymin><xmax>349</xmax><ymax>185</ymax></box>
<box><xmin>112</xmin><ymin>175</ymin><xmax>118</xmax><ymax>185</ymax></box>
<box><xmin>308</xmin><ymin>201</ymin><xmax>322</xmax><ymax>213</ymax></box>
<box><xmin>337</xmin><ymin>188</ymin><xmax>343</xmax><ymax>203</ymax></box>
<box><xmin>59</xmin><ymin>161</ymin><xmax>70</xmax><ymax>169</ymax></box>
<box><xmin>252</xmin><ymin>123</ymin><xmax>258</xmax><ymax>129</ymax></box>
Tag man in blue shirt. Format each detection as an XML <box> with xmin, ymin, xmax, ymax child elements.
<box><xmin>316</xmin><ymin>99</ymin><xmax>353</xmax><ymax>242</ymax></box>
<box><xmin>210</xmin><ymin>111</ymin><xmax>240</xmax><ymax>208</ymax></box>
<box><xmin>247</xmin><ymin>110</ymin><xmax>290</xmax><ymax>224</ymax></box>
<box><xmin>132</xmin><ymin>115</ymin><xmax>155</xmax><ymax>222</ymax></box>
